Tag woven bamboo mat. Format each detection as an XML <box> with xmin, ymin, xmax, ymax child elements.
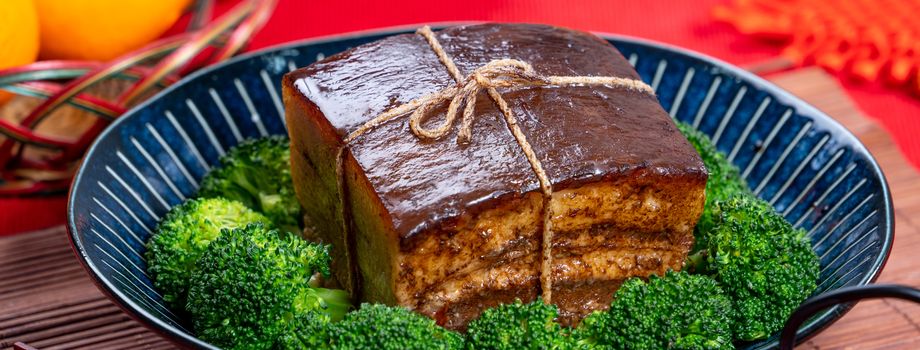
<box><xmin>0</xmin><ymin>227</ymin><xmax>175</xmax><ymax>350</ymax></box>
<box><xmin>1</xmin><ymin>67</ymin><xmax>918</xmax><ymax>349</ymax></box>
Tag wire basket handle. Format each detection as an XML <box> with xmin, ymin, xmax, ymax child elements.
<box><xmin>0</xmin><ymin>0</ymin><xmax>277</xmax><ymax>195</ymax></box>
<box><xmin>780</xmin><ymin>284</ymin><xmax>920</xmax><ymax>349</ymax></box>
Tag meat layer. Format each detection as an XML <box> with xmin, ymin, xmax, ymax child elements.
<box><xmin>401</xmin><ymin>174</ymin><xmax>703</xmax><ymax>329</ymax></box>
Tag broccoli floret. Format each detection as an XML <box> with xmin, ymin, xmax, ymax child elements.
<box><xmin>198</xmin><ymin>136</ymin><xmax>302</xmax><ymax>234</ymax></box>
<box><xmin>145</xmin><ymin>197</ymin><xmax>269</xmax><ymax>310</ymax></box>
<box><xmin>329</xmin><ymin>304</ymin><xmax>463</xmax><ymax>350</ymax></box>
<box><xmin>675</xmin><ymin>121</ymin><xmax>750</xmax><ymax>240</ymax></box>
<box><xmin>187</xmin><ymin>223</ymin><xmax>351</xmax><ymax>350</ymax></box>
<box><xmin>575</xmin><ymin>271</ymin><xmax>733</xmax><ymax>350</ymax></box>
<box><xmin>466</xmin><ymin>299</ymin><xmax>577</xmax><ymax>350</ymax></box>
<box><xmin>276</xmin><ymin>312</ymin><xmax>333</xmax><ymax>350</ymax></box>
<box><xmin>697</xmin><ymin>196</ymin><xmax>819</xmax><ymax>340</ymax></box>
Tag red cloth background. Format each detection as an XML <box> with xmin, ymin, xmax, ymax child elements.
<box><xmin>3</xmin><ymin>0</ymin><xmax>918</xmax><ymax>234</ymax></box>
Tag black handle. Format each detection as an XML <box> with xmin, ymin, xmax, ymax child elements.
<box><xmin>779</xmin><ymin>284</ymin><xmax>920</xmax><ymax>350</ymax></box>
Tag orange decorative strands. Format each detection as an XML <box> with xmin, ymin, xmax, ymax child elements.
<box><xmin>714</xmin><ymin>0</ymin><xmax>920</xmax><ymax>93</ymax></box>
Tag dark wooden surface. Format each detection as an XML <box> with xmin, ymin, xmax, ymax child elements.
<box><xmin>0</xmin><ymin>67</ymin><xmax>917</xmax><ymax>349</ymax></box>
<box><xmin>0</xmin><ymin>227</ymin><xmax>175</xmax><ymax>350</ymax></box>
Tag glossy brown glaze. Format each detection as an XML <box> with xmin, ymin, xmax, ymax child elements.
<box><xmin>286</xmin><ymin>23</ymin><xmax>705</xmax><ymax>242</ymax></box>
<box><xmin>285</xmin><ymin>23</ymin><xmax>707</xmax><ymax>328</ymax></box>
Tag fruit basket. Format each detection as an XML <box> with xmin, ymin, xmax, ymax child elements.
<box><xmin>0</xmin><ymin>0</ymin><xmax>275</xmax><ymax>195</ymax></box>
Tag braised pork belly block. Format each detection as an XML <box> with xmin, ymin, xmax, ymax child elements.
<box><xmin>282</xmin><ymin>23</ymin><xmax>706</xmax><ymax>329</ymax></box>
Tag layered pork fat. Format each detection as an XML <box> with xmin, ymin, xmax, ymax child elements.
<box><xmin>283</xmin><ymin>23</ymin><xmax>706</xmax><ymax>330</ymax></box>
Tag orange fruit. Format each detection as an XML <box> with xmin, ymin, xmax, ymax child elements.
<box><xmin>34</xmin><ymin>0</ymin><xmax>191</xmax><ymax>61</ymax></box>
<box><xmin>0</xmin><ymin>0</ymin><xmax>40</xmax><ymax>103</ymax></box>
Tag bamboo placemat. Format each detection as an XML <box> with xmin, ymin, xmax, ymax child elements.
<box><xmin>0</xmin><ymin>226</ymin><xmax>174</xmax><ymax>350</ymax></box>
<box><xmin>1</xmin><ymin>67</ymin><xmax>918</xmax><ymax>349</ymax></box>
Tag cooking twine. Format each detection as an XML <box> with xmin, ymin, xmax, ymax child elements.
<box><xmin>341</xmin><ymin>25</ymin><xmax>655</xmax><ymax>304</ymax></box>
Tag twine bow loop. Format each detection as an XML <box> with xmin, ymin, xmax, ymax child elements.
<box><xmin>401</xmin><ymin>55</ymin><xmax>657</xmax><ymax>144</ymax></box>
<box><xmin>408</xmin><ymin>58</ymin><xmax>543</xmax><ymax>144</ymax></box>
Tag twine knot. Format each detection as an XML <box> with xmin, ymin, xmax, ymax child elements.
<box><xmin>408</xmin><ymin>58</ymin><xmax>547</xmax><ymax>144</ymax></box>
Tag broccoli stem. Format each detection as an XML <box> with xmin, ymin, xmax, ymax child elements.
<box><xmin>313</xmin><ymin>287</ymin><xmax>352</xmax><ymax>322</ymax></box>
<box><xmin>685</xmin><ymin>248</ymin><xmax>710</xmax><ymax>274</ymax></box>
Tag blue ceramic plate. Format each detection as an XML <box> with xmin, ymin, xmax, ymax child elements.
<box><xmin>67</xmin><ymin>25</ymin><xmax>893</xmax><ymax>349</ymax></box>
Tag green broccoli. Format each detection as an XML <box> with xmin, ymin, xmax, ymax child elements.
<box><xmin>145</xmin><ymin>197</ymin><xmax>269</xmax><ymax>310</ymax></box>
<box><xmin>574</xmin><ymin>271</ymin><xmax>734</xmax><ymax>350</ymax></box>
<box><xmin>198</xmin><ymin>136</ymin><xmax>302</xmax><ymax>234</ymax></box>
<box><xmin>675</xmin><ymin>121</ymin><xmax>750</xmax><ymax>241</ymax></box>
<box><xmin>276</xmin><ymin>312</ymin><xmax>334</xmax><ymax>350</ymax></box>
<box><xmin>466</xmin><ymin>299</ymin><xmax>577</xmax><ymax>350</ymax></box>
<box><xmin>186</xmin><ymin>223</ymin><xmax>351</xmax><ymax>350</ymax></box>
<box><xmin>694</xmin><ymin>196</ymin><xmax>819</xmax><ymax>340</ymax></box>
<box><xmin>329</xmin><ymin>303</ymin><xmax>463</xmax><ymax>350</ymax></box>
